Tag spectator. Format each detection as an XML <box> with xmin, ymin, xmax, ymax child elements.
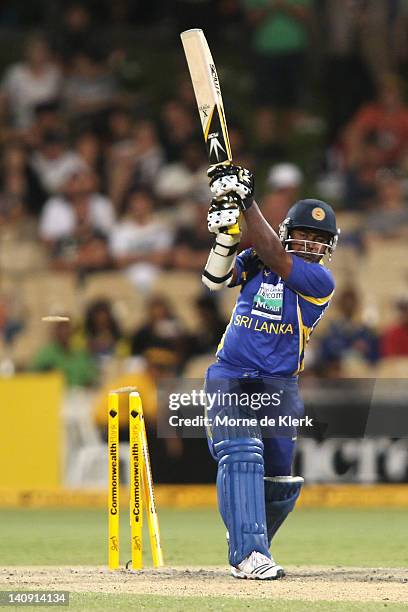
<box><xmin>365</xmin><ymin>169</ymin><xmax>408</xmax><ymax>239</ymax></box>
<box><xmin>318</xmin><ymin>286</ymin><xmax>379</xmax><ymax>366</ymax></box>
<box><xmin>31</xmin><ymin>319</ymin><xmax>98</xmax><ymax>387</ymax></box>
<box><xmin>322</xmin><ymin>0</ymin><xmax>390</xmax><ymax>144</ymax></box>
<box><xmin>187</xmin><ymin>295</ymin><xmax>227</xmax><ymax>358</ymax></box>
<box><xmin>343</xmin><ymin>131</ymin><xmax>384</xmax><ymax>210</ymax></box>
<box><xmin>51</xmin><ymin>3</ymin><xmax>93</xmax><ymax>64</ymax></box>
<box><xmin>63</xmin><ymin>50</ymin><xmax>120</xmax><ymax>135</ymax></box>
<box><xmin>0</xmin><ymin>186</ymin><xmax>36</xmax><ymax>241</ymax></box>
<box><xmin>158</xmin><ymin>100</ymin><xmax>195</xmax><ymax>162</ymax></box>
<box><xmin>93</xmin><ymin>346</ymin><xmax>184</xmax><ymax>482</ymax></box>
<box><xmin>0</xmin><ymin>189</ymin><xmax>28</xmax><ymax>233</ymax></box>
<box><xmin>155</xmin><ymin>141</ymin><xmax>208</xmax><ymax>203</ymax></box>
<box><xmin>343</xmin><ymin>74</ymin><xmax>408</xmax><ymax>168</ymax></box>
<box><xmin>125</xmin><ymin>120</ymin><xmax>164</xmax><ymax>191</ymax></box>
<box><xmin>0</xmin><ymin>293</ymin><xmax>24</xmax><ymax>345</ymax></box>
<box><xmin>131</xmin><ymin>295</ymin><xmax>186</xmax><ymax>361</ymax></box>
<box><xmin>0</xmin><ymin>142</ymin><xmax>47</xmax><ymax>218</ymax></box>
<box><xmin>253</xmin><ymin>107</ymin><xmax>287</xmax><ymax>166</ymax></box>
<box><xmin>106</xmin><ymin>108</ymin><xmax>136</xmax><ymax>208</ymax></box>
<box><xmin>30</xmin><ymin>129</ymin><xmax>85</xmax><ymax>195</ymax></box>
<box><xmin>0</xmin><ymin>35</ymin><xmax>62</xmax><ymax>131</ymax></box>
<box><xmin>51</xmin><ymin>3</ymin><xmax>124</xmax><ymax>69</ymax></box>
<box><xmin>172</xmin><ymin>202</ymin><xmax>213</xmax><ymax>272</ymax></box>
<box><xmin>39</xmin><ymin>167</ymin><xmax>114</xmax><ymax>244</ymax></box>
<box><xmin>49</xmin><ymin>214</ymin><xmax>111</xmax><ymax>278</ymax></box>
<box><xmin>108</xmin><ymin>108</ymin><xmax>134</xmax><ymax>150</ymax></box>
<box><xmin>261</xmin><ymin>162</ymin><xmax>303</xmax><ymax>231</ymax></box>
<box><xmin>314</xmin><ymin>356</ymin><xmax>344</xmax><ymax>379</ymax></box>
<box><xmin>74</xmin><ymin>130</ymin><xmax>107</xmax><ymax>193</ymax></box>
<box><xmin>94</xmin><ymin>346</ymin><xmax>180</xmax><ymax>436</ymax></box>
<box><xmin>176</xmin><ymin>76</ymin><xmax>199</xmax><ymax>113</ymax></box>
<box><xmin>109</xmin><ymin>190</ymin><xmax>173</xmax><ymax>291</ymax></box>
<box><xmin>243</xmin><ymin>0</ymin><xmax>312</xmax><ymax>138</ymax></box>
<box><xmin>381</xmin><ymin>296</ymin><xmax>408</xmax><ymax>357</ymax></box>
<box><xmin>28</xmin><ymin>100</ymin><xmax>65</xmax><ymax>150</ymax></box>
<box><xmin>108</xmin><ymin>119</ymin><xmax>164</xmax><ymax>210</ymax></box>
<box><xmin>84</xmin><ymin>299</ymin><xmax>126</xmax><ymax>359</ymax></box>
<box><xmin>74</xmin><ymin>131</ymin><xmax>103</xmax><ymax>176</ymax></box>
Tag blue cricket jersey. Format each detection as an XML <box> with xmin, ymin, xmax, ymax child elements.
<box><xmin>216</xmin><ymin>249</ymin><xmax>335</xmax><ymax>377</ymax></box>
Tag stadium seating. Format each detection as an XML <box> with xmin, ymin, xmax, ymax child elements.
<box><xmin>376</xmin><ymin>357</ymin><xmax>408</xmax><ymax>378</ymax></box>
<box><xmin>151</xmin><ymin>271</ymin><xmax>203</xmax><ymax>331</ymax></box>
<box><xmin>82</xmin><ymin>272</ymin><xmax>146</xmax><ymax>333</ymax></box>
<box><xmin>0</xmin><ymin>237</ymin><xmax>47</xmax><ymax>276</ymax></box>
<box><xmin>183</xmin><ymin>353</ymin><xmax>214</xmax><ymax>378</ymax></box>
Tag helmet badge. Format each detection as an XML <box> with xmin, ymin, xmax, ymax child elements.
<box><xmin>311</xmin><ymin>207</ymin><xmax>326</xmax><ymax>221</ymax></box>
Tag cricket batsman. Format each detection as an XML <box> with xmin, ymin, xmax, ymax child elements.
<box><xmin>202</xmin><ymin>163</ymin><xmax>339</xmax><ymax>580</ymax></box>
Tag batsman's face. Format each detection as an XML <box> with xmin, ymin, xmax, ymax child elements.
<box><xmin>289</xmin><ymin>228</ymin><xmax>331</xmax><ymax>263</ymax></box>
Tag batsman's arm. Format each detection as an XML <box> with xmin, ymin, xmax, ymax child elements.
<box><xmin>207</xmin><ymin>164</ymin><xmax>292</xmax><ymax>282</ymax></box>
<box><xmin>243</xmin><ymin>202</ymin><xmax>293</xmax><ymax>280</ymax></box>
<box><xmin>202</xmin><ymin>231</ymin><xmax>241</xmax><ymax>291</ymax></box>
<box><xmin>202</xmin><ymin>196</ymin><xmax>242</xmax><ymax>291</ymax></box>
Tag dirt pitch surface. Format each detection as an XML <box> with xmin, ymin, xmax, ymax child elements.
<box><xmin>1</xmin><ymin>566</ymin><xmax>408</xmax><ymax>603</ymax></box>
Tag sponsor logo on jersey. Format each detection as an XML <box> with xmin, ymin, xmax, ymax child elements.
<box><xmin>251</xmin><ymin>281</ymin><xmax>284</xmax><ymax>320</ymax></box>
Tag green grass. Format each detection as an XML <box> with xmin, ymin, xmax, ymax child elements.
<box><xmin>66</xmin><ymin>594</ymin><xmax>407</xmax><ymax>611</ymax></box>
<box><xmin>0</xmin><ymin>507</ymin><xmax>407</xmax><ymax>567</ymax></box>
<box><xmin>0</xmin><ymin>508</ymin><xmax>406</xmax><ymax>610</ymax></box>
<box><xmin>0</xmin><ymin>594</ymin><xmax>404</xmax><ymax>611</ymax></box>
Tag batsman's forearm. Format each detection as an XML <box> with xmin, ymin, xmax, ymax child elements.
<box><xmin>244</xmin><ymin>203</ymin><xmax>282</xmax><ymax>260</ymax></box>
<box><xmin>243</xmin><ymin>202</ymin><xmax>292</xmax><ymax>278</ymax></box>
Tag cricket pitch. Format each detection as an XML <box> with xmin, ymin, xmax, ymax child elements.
<box><xmin>1</xmin><ymin>566</ymin><xmax>407</xmax><ymax>603</ymax></box>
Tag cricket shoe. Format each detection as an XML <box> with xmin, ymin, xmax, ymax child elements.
<box><xmin>231</xmin><ymin>551</ymin><xmax>285</xmax><ymax>580</ymax></box>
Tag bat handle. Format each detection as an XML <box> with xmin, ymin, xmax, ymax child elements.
<box><xmin>226</xmin><ymin>222</ymin><xmax>241</xmax><ymax>236</ymax></box>
<box><xmin>212</xmin><ymin>159</ymin><xmax>241</xmax><ymax>236</ymax></box>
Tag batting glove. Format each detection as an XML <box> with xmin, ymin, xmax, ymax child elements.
<box><xmin>208</xmin><ymin>164</ymin><xmax>254</xmax><ymax>210</ymax></box>
<box><xmin>207</xmin><ymin>195</ymin><xmax>241</xmax><ymax>234</ymax></box>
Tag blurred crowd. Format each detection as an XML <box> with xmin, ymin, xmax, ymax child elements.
<box><xmin>1</xmin><ymin>0</ymin><xmax>408</xmax><ymax>396</ymax></box>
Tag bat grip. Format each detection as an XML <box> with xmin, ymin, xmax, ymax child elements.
<box><xmin>226</xmin><ymin>222</ymin><xmax>241</xmax><ymax>236</ymax></box>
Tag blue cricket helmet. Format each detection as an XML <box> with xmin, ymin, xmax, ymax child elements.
<box><xmin>279</xmin><ymin>199</ymin><xmax>340</xmax><ymax>260</ymax></box>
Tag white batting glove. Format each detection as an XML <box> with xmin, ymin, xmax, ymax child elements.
<box><xmin>207</xmin><ymin>164</ymin><xmax>254</xmax><ymax>210</ymax></box>
<box><xmin>207</xmin><ymin>196</ymin><xmax>241</xmax><ymax>234</ymax></box>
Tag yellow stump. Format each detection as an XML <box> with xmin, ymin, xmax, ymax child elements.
<box><xmin>140</xmin><ymin>410</ymin><xmax>164</xmax><ymax>567</ymax></box>
<box><xmin>129</xmin><ymin>392</ymin><xmax>143</xmax><ymax>570</ymax></box>
<box><xmin>107</xmin><ymin>387</ymin><xmax>163</xmax><ymax>570</ymax></box>
<box><xmin>108</xmin><ymin>392</ymin><xmax>120</xmax><ymax>569</ymax></box>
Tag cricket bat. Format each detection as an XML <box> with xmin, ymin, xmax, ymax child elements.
<box><xmin>181</xmin><ymin>28</ymin><xmax>240</xmax><ymax>235</ymax></box>
<box><xmin>180</xmin><ymin>28</ymin><xmax>232</xmax><ymax>166</ymax></box>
